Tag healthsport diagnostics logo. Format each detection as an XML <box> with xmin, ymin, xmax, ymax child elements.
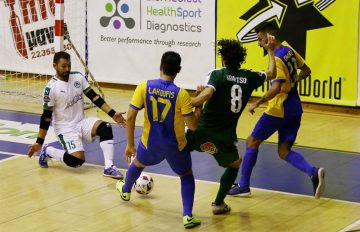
<box><xmin>100</xmin><ymin>0</ymin><xmax>135</xmax><ymax>30</ymax></box>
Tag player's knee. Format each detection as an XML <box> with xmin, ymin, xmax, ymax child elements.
<box><xmin>96</xmin><ymin>122</ymin><xmax>113</xmax><ymax>142</ymax></box>
<box><xmin>63</xmin><ymin>153</ymin><xmax>85</xmax><ymax>168</ymax></box>
<box><xmin>246</xmin><ymin>136</ymin><xmax>259</xmax><ymax>148</ymax></box>
<box><xmin>278</xmin><ymin>143</ymin><xmax>292</xmax><ymax>160</ymax></box>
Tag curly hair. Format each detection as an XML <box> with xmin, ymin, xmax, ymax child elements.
<box><xmin>217</xmin><ymin>39</ymin><xmax>247</xmax><ymax>69</ymax></box>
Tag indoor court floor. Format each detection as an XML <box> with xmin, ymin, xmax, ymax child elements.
<box><xmin>0</xmin><ymin>88</ymin><xmax>359</xmax><ymax>232</ymax></box>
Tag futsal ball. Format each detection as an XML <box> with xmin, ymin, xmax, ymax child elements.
<box><xmin>133</xmin><ymin>174</ymin><xmax>154</xmax><ymax>195</ymax></box>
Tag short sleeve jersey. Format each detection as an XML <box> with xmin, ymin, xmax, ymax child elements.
<box><xmin>42</xmin><ymin>72</ymin><xmax>90</xmax><ymax>134</ymax></box>
<box><xmin>265</xmin><ymin>45</ymin><xmax>305</xmax><ymax>118</ymax></box>
<box><xmin>199</xmin><ymin>68</ymin><xmax>266</xmax><ymax>134</ymax></box>
<box><xmin>130</xmin><ymin>79</ymin><xmax>193</xmax><ymax>151</ymax></box>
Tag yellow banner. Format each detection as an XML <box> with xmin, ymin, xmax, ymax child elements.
<box><xmin>217</xmin><ymin>0</ymin><xmax>359</xmax><ymax>106</ymax></box>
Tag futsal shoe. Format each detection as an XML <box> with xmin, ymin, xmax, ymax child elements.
<box><xmin>311</xmin><ymin>167</ymin><xmax>325</xmax><ymax>199</ymax></box>
<box><xmin>38</xmin><ymin>144</ymin><xmax>49</xmax><ymax>168</ymax></box>
<box><xmin>116</xmin><ymin>180</ymin><xmax>131</xmax><ymax>201</ymax></box>
<box><xmin>227</xmin><ymin>184</ymin><xmax>251</xmax><ymax>197</ymax></box>
<box><xmin>103</xmin><ymin>165</ymin><xmax>123</xmax><ymax>179</ymax></box>
<box><xmin>183</xmin><ymin>215</ymin><xmax>201</xmax><ymax>229</ymax></box>
<box><xmin>211</xmin><ymin>201</ymin><xmax>231</xmax><ymax>215</ymax></box>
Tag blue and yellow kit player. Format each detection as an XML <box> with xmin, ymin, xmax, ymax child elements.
<box><xmin>228</xmin><ymin>22</ymin><xmax>325</xmax><ymax>199</ymax></box>
<box><xmin>116</xmin><ymin>51</ymin><xmax>202</xmax><ymax>229</ymax></box>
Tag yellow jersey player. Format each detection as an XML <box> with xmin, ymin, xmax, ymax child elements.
<box><xmin>228</xmin><ymin>22</ymin><xmax>325</xmax><ymax>199</ymax></box>
<box><xmin>116</xmin><ymin>51</ymin><xmax>202</xmax><ymax>229</ymax></box>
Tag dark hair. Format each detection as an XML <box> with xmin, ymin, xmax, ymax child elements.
<box><xmin>160</xmin><ymin>51</ymin><xmax>181</xmax><ymax>76</ymax></box>
<box><xmin>217</xmin><ymin>39</ymin><xmax>247</xmax><ymax>69</ymax></box>
<box><xmin>255</xmin><ymin>21</ymin><xmax>280</xmax><ymax>39</ymax></box>
<box><xmin>53</xmin><ymin>51</ymin><xmax>70</xmax><ymax>64</ymax></box>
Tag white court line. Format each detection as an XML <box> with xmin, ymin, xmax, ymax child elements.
<box><xmin>2</xmin><ymin>152</ymin><xmax>360</xmax><ymax>207</ymax></box>
<box><xmin>339</xmin><ymin>219</ymin><xmax>360</xmax><ymax>232</ymax></box>
<box><xmin>0</xmin><ymin>152</ymin><xmax>24</xmax><ymax>163</ymax></box>
<box><xmin>132</xmin><ymin>171</ymin><xmax>360</xmax><ymax>206</ymax></box>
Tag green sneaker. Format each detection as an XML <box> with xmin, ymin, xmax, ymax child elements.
<box><xmin>116</xmin><ymin>180</ymin><xmax>131</xmax><ymax>201</ymax></box>
<box><xmin>183</xmin><ymin>215</ymin><xmax>201</xmax><ymax>229</ymax></box>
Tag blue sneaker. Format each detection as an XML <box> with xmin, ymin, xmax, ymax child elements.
<box><xmin>38</xmin><ymin>144</ymin><xmax>49</xmax><ymax>168</ymax></box>
<box><xmin>227</xmin><ymin>184</ymin><xmax>251</xmax><ymax>197</ymax></box>
<box><xmin>103</xmin><ymin>165</ymin><xmax>123</xmax><ymax>179</ymax></box>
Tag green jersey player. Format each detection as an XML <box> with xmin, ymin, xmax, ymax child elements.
<box><xmin>186</xmin><ymin>37</ymin><xmax>276</xmax><ymax>214</ymax></box>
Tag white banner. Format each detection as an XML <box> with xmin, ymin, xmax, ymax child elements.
<box><xmin>0</xmin><ymin>0</ymin><xmax>86</xmax><ymax>75</ymax></box>
<box><xmin>88</xmin><ymin>0</ymin><xmax>215</xmax><ymax>89</ymax></box>
<box><xmin>0</xmin><ymin>119</ymin><xmax>57</xmax><ymax>144</ymax></box>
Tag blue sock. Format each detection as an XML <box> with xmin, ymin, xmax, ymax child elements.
<box><xmin>239</xmin><ymin>147</ymin><xmax>258</xmax><ymax>188</ymax></box>
<box><xmin>123</xmin><ymin>163</ymin><xmax>144</xmax><ymax>192</ymax></box>
<box><xmin>285</xmin><ymin>151</ymin><xmax>316</xmax><ymax>176</ymax></box>
<box><xmin>180</xmin><ymin>174</ymin><xmax>195</xmax><ymax>216</ymax></box>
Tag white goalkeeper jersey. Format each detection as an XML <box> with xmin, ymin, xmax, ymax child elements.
<box><xmin>42</xmin><ymin>72</ymin><xmax>90</xmax><ymax>134</ymax></box>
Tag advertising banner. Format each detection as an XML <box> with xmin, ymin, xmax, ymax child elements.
<box><xmin>87</xmin><ymin>0</ymin><xmax>215</xmax><ymax>89</ymax></box>
<box><xmin>0</xmin><ymin>0</ymin><xmax>86</xmax><ymax>75</ymax></box>
<box><xmin>217</xmin><ymin>0</ymin><xmax>359</xmax><ymax>106</ymax></box>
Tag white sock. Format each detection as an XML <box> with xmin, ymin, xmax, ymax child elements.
<box><xmin>47</xmin><ymin>146</ymin><xmax>65</xmax><ymax>162</ymax></box>
<box><xmin>100</xmin><ymin>140</ymin><xmax>114</xmax><ymax>169</ymax></box>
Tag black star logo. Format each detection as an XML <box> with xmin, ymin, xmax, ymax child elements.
<box><xmin>239</xmin><ymin>0</ymin><xmax>333</xmax><ymax>58</ymax></box>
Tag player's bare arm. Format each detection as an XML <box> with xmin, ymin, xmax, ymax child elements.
<box><xmin>27</xmin><ymin>107</ymin><xmax>53</xmax><ymax>157</ymax></box>
<box><xmin>297</xmin><ymin>63</ymin><xmax>311</xmax><ymax>82</ymax></box>
<box><xmin>124</xmin><ymin>107</ymin><xmax>137</xmax><ymax>165</ymax></box>
<box><xmin>191</xmin><ymin>86</ymin><xmax>214</xmax><ymax>107</ymax></box>
<box><xmin>84</xmin><ymin>87</ymin><xmax>126</xmax><ymax>127</ymax></box>
<box><xmin>184</xmin><ymin>106</ymin><xmax>202</xmax><ymax>131</ymax></box>
<box><xmin>249</xmin><ymin>81</ymin><xmax>281</xmax><ymax>114</ymax></box>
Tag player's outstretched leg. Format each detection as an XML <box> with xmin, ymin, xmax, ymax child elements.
<box><xmin>212</xmin><ymin>166</ymin><xmax>238</xmax><ymax>214</ymax></box>
<box><xmin>228</xmin><ymin>147</ymin><xmax>258</xmax><ymax>197</ymax></box>
<box><xmin>180</xmin><ymin>173</ymin><xmax>201</xmax><ymax>228</ymax></box>
<box><xmin>97</xmin><ymin>121</ymin><xmax>123</xmax><ymax>179</ymax></box>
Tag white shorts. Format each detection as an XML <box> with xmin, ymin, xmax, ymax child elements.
<box><xmin>56</xmin><ymin>117</ymin><xmax>101</xmax><ymax>154</ymax></box>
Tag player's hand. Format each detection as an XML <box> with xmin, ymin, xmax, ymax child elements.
<box><xmin>27</xmin><ymin>143</ymin><xmax>42</xmax><ymax>158</ymax></box>
<box><xmin>248</xmin><ymin>102</ymin><xmax>259</xmax><ymax>115</ymax></box>
<box><xmin>263</xmin><ymin>33</ymin><xmax>276</xmax><ymax>52</ymax></box>
<box><xmin>113</xmin><ymin>111</ymin><xmax>127</xmax><ymax>128</ymax></box>
<box><xmin>124</xmin><ymin>144</ymin><xmax>136</xmax><ymax>166</ymax></box>
<box><xmin>195</xmin><ymin>85</ymin><xmax>205</xmax><ymax>96</ymax></box>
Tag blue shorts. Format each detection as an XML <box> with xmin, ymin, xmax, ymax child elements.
<box><xmin>251</xmin><ymin>113</ymin><xmax>301</xmax><ymax>144</ymax></box>
<box><xmin>136</xmin><ymin>142</ymin><xmax>192</xmax><ymax>176</ymax></box>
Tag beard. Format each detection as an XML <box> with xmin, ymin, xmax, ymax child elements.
<box><xmin>58</xmin><ymin>71</ymin><xmax>70</xmax><ymax>79</ymax></box>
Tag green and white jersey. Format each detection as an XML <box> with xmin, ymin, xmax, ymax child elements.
<box><xmin>42</xmin><ymin>72</ymin><xmax>90</xmax><ymax>135</ymax></box>
<box><xmin>199</xmin><ymin>67</ymin><xmax>266</xmax><ymax>134</ymax></box>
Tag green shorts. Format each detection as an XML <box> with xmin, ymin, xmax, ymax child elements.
<box><xmin>186</xmin><ymin>127</ymin><xmax>239</xmax><ymax>167</ymax></box>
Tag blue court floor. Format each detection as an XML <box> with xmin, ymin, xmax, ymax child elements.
<box><xmin>1</xmin><ymin>109</ymin><xmax>359</xmax><ymax>203</ymax></box>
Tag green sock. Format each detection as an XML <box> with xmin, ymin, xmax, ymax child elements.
<box><xmin>215</xmin><ymin>167</ymin><xmax>239</xmax><ymax>203</ymax></box>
